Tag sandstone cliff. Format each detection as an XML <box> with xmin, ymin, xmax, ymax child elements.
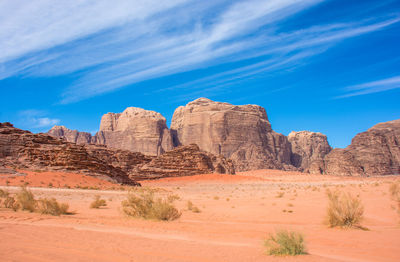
<box><xmin>171</xmin><ymin>98</ymin><xmax>293</xmax><ymax>171</ymax></box>
<box><xmin>288</xmin><ymin>131</ymin><xmax>332</xmax><ymax>171</ymax></box>
<box><xmin>95</xmin><ymin>107</ymin><xmax>173</xmax><ymax>155</ymax></box>
<box><xmin>309</xmin><ymin>119</ymin><xmax>400</xmax><ymax>176</ymax></box>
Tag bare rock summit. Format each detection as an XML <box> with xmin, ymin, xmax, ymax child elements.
<box><xmin>309</xmin><ymin>119</ymin><xmax>400</xmax><ymax>176</ymax></box>
<box><xmin>48</xmin><ymin>125</ymin><xmax>93</xmax><ymax>144</ymax></box>
<box><xmin>288</xmin><ymin>131</ymin><xmax>332</xmax><ymax>171</ymax></box>
<box><xmin>171</xmin><ymin>98</ymin><xmax>293</xmax><ymax>171</ymax></box>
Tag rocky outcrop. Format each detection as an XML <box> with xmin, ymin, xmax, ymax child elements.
<box><xmin>95</xmin><ymin>107</ymin><xmax>173</xmax><ymax>156</ymax></box>
<box><xmin>128</xmin><ymin>144</ymin><xmax>235</xmax><ymax>180</ymax></box>
<box><xmin>0</xmin><ymin>122</ymin><xmax>139</xmax><ymax>185</ymax></box>
<box><xmin>48</xmin><ymin>125</ymin><xmax>93</xmax><ymax>144</ymax></box>
<box><xmin>171</xmin><ymin>98</ymin><xmax>293</xmax><ymax>171</ymax></box>
<box><xmin>1</xmin><ymin>122</ymin><xmax>234</xmax><ymax>183</ymax></box>
<box><xmin>288</xmin><ymin>131</ymin><xmax>332</xmax><ymax>171</ymax></box>
<box><xmin>309</xmin><ymin>119</ymin><xmax>400</xmax><ymax>176</ymax></box>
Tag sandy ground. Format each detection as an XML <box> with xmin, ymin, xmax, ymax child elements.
<box><xmin>1</xmin><ymin>169</ymin><xmax>400</xmax><ymax>262</ymax></box>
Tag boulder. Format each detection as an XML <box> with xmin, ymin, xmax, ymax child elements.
<box><xmin>170</xmin><ymin>98</ymin><xmax>293</xmax><ymax>171</ymax></box>
<box><xmin>288</xmin><ymin>131</ymin><xmax>332</xmax><ymax>171</ymax></box>
<box><xmin>309</xmin><ymin>119</ymin><xmax>400</xmax><ymax>176</ymax></box>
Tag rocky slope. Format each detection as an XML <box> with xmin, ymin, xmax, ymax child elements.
<box><xmin>1</xmin><ymin>122</ymin><xmax>234</xmax><ymax>183</ymax></box>
<box><xmin>288</xmin><ymin>131</ymin><xmax>332</xmax><ymax>171</ymax></box>
<box><xmin>309</xmin><ymin>119</ymin><xmax>400</xmax><ymax>176</ymax></box>
<box><xmin>171</xmin><ymin>98</ymin><xmax>293</xmax><ymax>171</ymax></box>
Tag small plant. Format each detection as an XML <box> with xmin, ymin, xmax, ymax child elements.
<box><xmin>90</xmin><ymin>195</ymin><xmax>107</xmax><ymax>209</ymax></box>
<box><xmin>0</xmin><ymin>189</ymin><xmax>9</xmax><ymax>197</ymax></box>
<box><xmin>264</xmin><ymin>230</ymin><xmax>307</xmax><ymax>256</ymax></box>
<box><xmin>37</xmin><ymin>198</ymin><xmax>69</xmax><ymax>216</ymax></box>
<box><xmin>122</xmin><ymin>190</ymin><xmax>181</xmax><ymax>221</ymax></box>
<box><xmin>16</xmin><ymin>187</ymin><xmax>36</xmax><ymax>212</ymax></box>
<box><xmin>389</xmin><ymin>181</ymin><xmax>400</xmax><ymax>215</ymax></box>
<box><xmin>213</xmin><ymin>196</ymin><xmax>219</xmax><ymax>200</ymax></box>
<box><xmin>48</xmin><ymin>182</ymin><xmax>53</xmax><ymax>188</ymax></box>
<box><xmin>326</xmin><ymin>189</ymin><xmax>364</xmax><ymax>229</ymax></box>
<box><xmin>276</xmin><ymin>192</ymin><xmax>285</xmax><ymax>198</ymax></box>
<box><xmin>187</xmin><ymin>200</ymin><xmax>201</xmax><ymax>213</ymax></box>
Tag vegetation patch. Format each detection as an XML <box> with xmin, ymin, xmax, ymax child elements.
<box><xmin>90</xmin><ymin>195</ymin><xmax>107</xmax><ymax>209</ymax></box>
<box><xmin>264</xmin><ymin>230</ymin><xmax>307</xmax><ymax>256</ymax></box>
<box><xmin>37</xmin><ymin>198</ymin><xmax>69</xmax><ymax>216</ymax></box>
<box><xmin>122</xmin><ymin>190</ymin><xmax>181</xmax><ymax>221</ymax></box>
<box><xmin>326</xmin><ymin>189</ymin><xmax>365</xmax><ymax>229</ymax></box>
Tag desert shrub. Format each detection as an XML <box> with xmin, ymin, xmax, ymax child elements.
<box><xmin>0</xmin><ymin>189</ymin><xmax>9</xmax><ymax>197</ymax></box>
<box><xmin>187</xmin><ymin>200</ymin><xmax>201</xmax><ymax>213</ymax></box>
<box><xmin>2</xmin><ymin>196</ymin><xmax>19</xmax><ymax>211</ymax></box>
<box><xmin>122</xmin><ymin>190</ymin><xmax>181</xmax><ymax>221</ymax></box>
<box><xmin>276</xmin><ymin>192</ymin><xmax>285</xmax><ymax>198</ymax></box>
<box><xmin>389</xmin><ymin>182</ymin><xmax>400</xmax><ymax>201</ymax></box>
<box><xmin>265</xmin><ymin>230</ymin><xmax>306</xmax><ymax>256</ymax></box>
<box><xmin>90</xmin><ymin>195</ymin><xmax>107</xmax><ymax>209</ymax></box>
<box><xmin>389</xmin><ymin>181</ymin><xmax>400</xmax><ymax>214</ymax></box>
<box><xmin>37</xmin><ymin>198</ymin><xmax>69</xmax><ymax>216</ymax></box>
<box><xmin>326</xmin><ymin>189</ymin><xmax>364</xmax><ymax>228</ymax></box>
<box><xmin>16</xmin><ymin>187</ymin><xmax>36</xmax><ymax>212</ymax></box>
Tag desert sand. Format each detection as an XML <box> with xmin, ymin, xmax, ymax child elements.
<box><xmin>1</xmin><ymin>169</ymin><xmax>400</xmax><ymax>262</ymax></box>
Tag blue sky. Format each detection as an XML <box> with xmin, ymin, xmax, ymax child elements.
<box><xmin>0</xmin><ymin>0</ymin><xmax>399</xmax><ymax>148</ymax></box>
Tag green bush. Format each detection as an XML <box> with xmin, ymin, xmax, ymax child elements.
<box><xmin>122</xmin><ymin>190</ymin><xmax>181</xmax><ymax>221</ymax></box>
<box><xmin>90</xmin><ymin>195</ymin><xmax>107</xmax><ymax>209</ymax></box>
<box><xmin>326</xmin><ymin>189</ymin><xmax>364</xmax><ymax>228</ymax></box>
<box><xmin>265</xmin><ymin>230</ymin><xmax>307</xmax><ymax>256</ymax></box>
<box><xmin>37</xmin><ymin>198</ymin><xmax>69</xmax><ymax>216</ymax></box>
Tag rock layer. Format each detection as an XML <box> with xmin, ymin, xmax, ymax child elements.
<box><xmin>171</xmin><ymin>98</ymin><xmax>293</xmax><ymax>171</ymax></box>
<box><xmin>309</xmin><ymin>119</ymin><xmax>400</xmax><ymax>176</ymax></box>
<box><xmin>288</xmin><ymin>131</ymin><xmax>332</xmax><ymax>171</ymax></box>
<box><xmin>2</xmin><ymin>122</ymin><xmax>234</xmax><ymax>182</ymax></box>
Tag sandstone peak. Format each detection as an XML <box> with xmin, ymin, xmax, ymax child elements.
<box><xmin>171</xmin><ymin>98</ymin><xmax>291</xmax><ymax>171</ymax></box>
<box><xmin>288</xmin><ymin>130</ymin><xmax>332</xmax><ymax>171</ymax></box>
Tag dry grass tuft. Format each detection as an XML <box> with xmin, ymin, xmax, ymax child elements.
<box><xmin>187</xmin><ymin>200</ymin><xmax>201</xmax><ymax>213</ymax></box>
<box><xmin>37</xmin><ymin>198</ymin><xmax>69</xmax><ymax>216</ymax></box>
<box><xmin>122</xmin><ymin>190</ymin><xmax>181</xmax><ymax>221</ymax></box>
<box><xmin>16</xmin><ymin>187</ymin><xmax>36</xmax><ymax>212</ymax></box>
<box><xmin>326</xmin><ymin>189</ymin><xmax>365</xmax><ymax>229</ymax></box>
<box><xmin>264</xmin><ymin>230</ymin><xmax>307</xmax><ymax>256</ymax></box>
<box><xmin>389</xmin><ymin>181</ymin><xmax>400</xmax><ymax>215</ymax></box>
<box><xmin>90</xmin><ymin>195</ymin><xmax>107</xmax><ymax>209</ymax></box>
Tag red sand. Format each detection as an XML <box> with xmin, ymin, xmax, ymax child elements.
<box><xmin>1</xmin><ymin>169</ymin><xmax>400</xmax><ymax>262</ymax></box>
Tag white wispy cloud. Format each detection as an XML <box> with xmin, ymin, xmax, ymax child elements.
<box><xmin>0</xmin><ymin>0</ymin><xmax>398</xmax><ymax>103</ymax></box>
<box><xmin>335</xmin><ymin>76</ymin><xmax>400</xmax><ymax>98</ymax></box>
<box><xmin>17</xmin><ymin>110</ymin><xmax>60</xmax><ymax>128</ymax></box>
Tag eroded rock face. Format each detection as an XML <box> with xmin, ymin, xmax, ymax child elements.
<box><xmin>96</xmin><ymin>107</ymin><xmax>173</xmax><ymax>156</ymax></box>
<box><xmin>48</xmin><ymin>125</ymin><xmax>93</xmax><ymax>144</ymax></box>
<box><xmin>1</xmin><ymin>122</ymin><xmax>234</xmax><ymax>183</ymax></box>
<box><xmin>0</xmin><ymin>122</ymin><xmax>139</xmax><ymax>185</ymax></box>
<box><xmin>171</xmin><ymin>98</ymin><xmax>293</xmax><ymax>171</ymax></box>
<box><xmin>128</xmin><ymin>144</ymin><xmax>235</xmax><ymax>180</ymax></box>
<box><xmin>309</xmin><ymin>119</ymin><xmax>400</xmax><ymax>176</ymax></box>
<box><xmin>288</xmin><ymin>131</ymin><xmax>332</xmax><ymax>171</ymax></box>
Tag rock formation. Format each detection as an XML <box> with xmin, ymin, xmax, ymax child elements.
<box><xmin>288</xmin><ymin>131</ymin><xmax>332</xmax><ymax>171</ymax></box>
<box><xmin>95</xmin><ymin>107</ymin><xmax>173</xmax><ymax>155</ymax></box>
<box><xmin>309</xmin><ymin>119</ymin><xmax>400</xmax><ymax>176</ymax></box>
<box><xmin>171</xmin><ymin>98</ymin><xmax>293</xmax><ymax>171</ymax></box>
<box><xmin>0</xmin><ymin>122</ymin><xmax>139</xmax><ymax>185</ymax></box>
<box><xmin>48</xmin><ymin>125</ymin><xmax>93</xmax><ymax>144</ymax></box>
<box><xmin>1</xmin><ymin>122</ymin><xmax>234</xmax><ymax>183</ymax></box>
